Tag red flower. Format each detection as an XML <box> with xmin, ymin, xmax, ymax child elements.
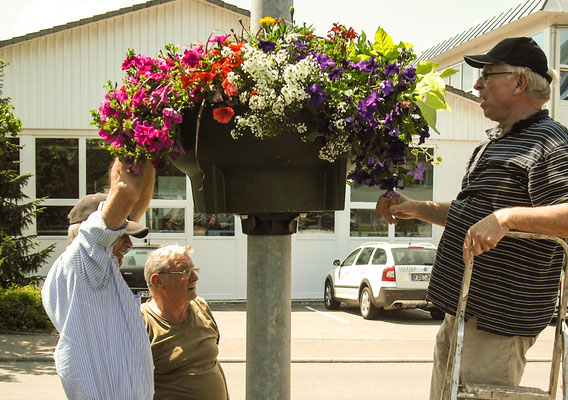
<box><xmin>222</xmin><ymin>79</ymin><xmax>238</xmax><ymax>97</ymax></box>
<box><xmin>213</xmin><ymin>107</ymin><xmax>234</xmax><ymax>123</ymax></box>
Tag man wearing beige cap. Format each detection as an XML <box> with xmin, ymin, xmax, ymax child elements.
<box><xmin>377</xmin><ymin>37</ymin><xmax>568</xmax><ymax>398</ymax></box>
<box><xmin>42</xmin><ymin>158</ymin><xmax>155</xmax><ymax>399</ymax></box>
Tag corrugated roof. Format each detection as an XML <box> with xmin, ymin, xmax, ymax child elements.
<box><xmin>0</xmin><ymin>0</ymin><xmax>250</xmax><ymax>48</ymax></box>
<box><xmin>416</xmin><ymin>0</ymin><xmax>547</xmax><ymax>62</ymax></box>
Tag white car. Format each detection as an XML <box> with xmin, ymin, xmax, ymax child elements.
<box><xmin>324</xmin><ymin>242</ymin><xmax>443</xmax><ymax>319</ymax></box>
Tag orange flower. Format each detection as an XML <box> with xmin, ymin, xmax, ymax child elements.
<box><xmin>213</xmin><ymin>107</ymin><xmax>234</xmax><ymax>123</ymax></box>
<box><xmin>180</xmin><ymin>74</ymin><xmax>193</xmax><ymax>89</ymax></box>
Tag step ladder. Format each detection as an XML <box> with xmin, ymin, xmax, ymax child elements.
<box><xmin>440</xmin><ymin>232</ymin><xmax>568</xmax><ymax>400</ymax></box>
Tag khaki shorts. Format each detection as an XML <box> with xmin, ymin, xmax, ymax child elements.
<box><xmin>429</xmin><ymin>314</ymin><xmax>537</xmax><ymax>400</ymax></box>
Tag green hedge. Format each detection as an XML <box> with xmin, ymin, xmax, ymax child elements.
<box><xmin>0</xmin><ymin>284</ymin><xmax>54</xmax><ymax>333</ymax></box>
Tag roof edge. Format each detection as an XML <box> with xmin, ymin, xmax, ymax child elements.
<box><xmin>445</xmin><ymin>85</ymin><xmax>481</xmax><ymax>103</ymax></box>
<box><xmin>0</xmin><ymin>0</ymin><xmax>251</xmax><ymax>48</ymax></box>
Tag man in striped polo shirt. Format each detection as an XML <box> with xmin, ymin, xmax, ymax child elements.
<box><xmin>42</xmin><ymin>158</ymin><xmax>155</xmax><ymax>399</ymax></box>
<box><xmin>377</xmin><ymin>37</ymin><xmax>568</xmax><ymax>399</ymax></box>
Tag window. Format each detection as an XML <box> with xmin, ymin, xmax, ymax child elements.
<box><xmin>86</xmin><ymin>139</ymin><xmax>113</xmax><ymax>194</ymax></box>
<box><xmin>350</xmin><ymin>209</ymin><xmax>388</xmax><ymax>237</ymax></box>
<box><xmin>448</xmin><ymin>64</ymin><xmax>462</xmax><ymax>90</ymax></box>
<box><xmin>146</xmin><ymin>208</ymin><xmax>185</xmax><ymax>233</ymax></box>
<box><xmin>154</xmin><ymin>161</ymin><xmax>186</xmax><ymax>200</ymax></box>
<box><xmin>371</xmin><ymin>248</ymin><xmax>387</xmax><ymax>264</ymax></box>
<box><xmin>561</xmin><ymin>30</ymin><xmax>568</xmax><ymax>101</ymax></box>
<box><xmin>36</xmin><ymin>138</ymin><xmax>78</xmax><ymax>235</ymax></box>
<box><xmin>193</xmin><ymin>213</ymin><xmax>235</xmax><ymax>236</ymax></box>
<box><xmin>356</xmin><ymin>247</ymin><xmax>374</xmax><ymax>265</ymax></box>
<box><xmin>36</xmin><ymin>138</ymin><xmax>78</xmax><ymax>198</ymax></box>
<box><xmin>298</xmin><ymin>211</ymin><xmax>334</xmax><ymax>233</ymax></box>
<box><xmin>37</xmin><ymin>206</ymin><xmax>73</xmax><ymax>236</ymax></box>
<box><xmin>341</xmin><ymin>248</ymin><xmax>360</xmax><ymax>267</ymax></box>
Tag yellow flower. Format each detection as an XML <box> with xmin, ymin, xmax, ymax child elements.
<box><xmin>259</xmin><ymin>16</ymin><xmax>276</xmax><ymax>27</ymax></box>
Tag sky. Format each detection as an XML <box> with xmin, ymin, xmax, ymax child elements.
<box><xmin>0</xmin><ymin>0</ymin><xmax>526</xmax><ymax>53</ymax></box>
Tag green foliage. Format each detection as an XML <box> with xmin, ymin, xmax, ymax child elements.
<box><xmin>0</xmin><ymin>285</ymin><xmax>54</xmax><ymax>333</ymax></box>
<box><xmin>0</xmin><ymin>59</ymin><xmax>55</xmax><ymax>288</ymax></box>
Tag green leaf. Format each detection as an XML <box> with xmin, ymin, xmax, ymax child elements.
<box><xmin>413</xmin><ymin>98</ymin><xmax>440</xmax><ymax>134</ymax></box>
<box><xmin>440</xmin><ymin>68</ymin><xmax>458</xmax><ymax>79</ymax></box>
<box><xmin>372</xmin><ymin>27</ymin><xmax>395</xmax><ymax>57</ymax></box>
<box><xmin>416</xmin><ymin>61</ymin><xmax>438</xmax><ymax>75</ymax></box>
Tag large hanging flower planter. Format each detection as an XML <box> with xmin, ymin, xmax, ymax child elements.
<box><xmin>91</xmin><ymin>15</ymin><xmax>453</xmax><ymax>216</ymax></box>
<box><xmin>172</xmin><ymin>105</ymin><xmax>348</xmax><ymax>214</ymax></box>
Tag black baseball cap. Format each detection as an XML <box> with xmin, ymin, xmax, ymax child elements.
<box><xmin>68</xmin><ymin>193</ymin><xmax>149</xmax><ymax>238</ymax></box>
<box><xmin>464</xmin><ymin>37</ymin><xmax>551</xmax><ymax>84</ymax></box>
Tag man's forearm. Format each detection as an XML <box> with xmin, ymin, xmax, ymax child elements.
<box><xmin>497</xmin><ymin>203</ymin><xmax>568</xmax><ymax>238</ymax></box>
<box><xmin>102</xmin><ymin>159</ymin><xmax>154</xmax><ymax>230</ymax></box>
<box><xmin>129</xmin><ymin>161</ymin><xmax>155</xmax><ymax>222</ymax></box>
<box><xmin>415</xmin><ymin>201</ymin><xmax>451</xmax><ymax>227</ymax></box>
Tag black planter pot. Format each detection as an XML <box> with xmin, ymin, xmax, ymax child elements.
<box><xmin>171</xmin><ymin>105</ymin><xmax>348</xmax><ymax>215</ymax></box>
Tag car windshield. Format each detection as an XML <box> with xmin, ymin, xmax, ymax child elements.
<box><xmin>391</xmin><ymin>248</ymin><xmax>436</xmax><ymax>266</ymax></box>
<box><xmin>122</xmin><ymin>247</ymin><xmax>155</xmax><ymax>267</ymax></box>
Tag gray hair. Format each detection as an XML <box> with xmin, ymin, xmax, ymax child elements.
<box><xmin>68</xmin><ymin>223</ymin><xmax>82</xmax><ymax>245</ymax></box>
<box><xmin>505</xmin><ymin>65</ymin><xmax>551</xmax><ymax>104</ymax></box>
<box><xmin>144</xmin><ymin>244</ymin><xmax>193</xmax><ymax>291</ymax></box>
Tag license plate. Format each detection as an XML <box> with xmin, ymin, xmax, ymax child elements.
<box><xmin>411</xmin><ymin>273</ymin><xmax>430</xmax><ymax>282</ymax></box>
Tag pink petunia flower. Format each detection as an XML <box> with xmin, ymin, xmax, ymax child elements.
<box><xmin>182</xmin><ymin>46</ymin><xmax>204</xmax><ymax>68</ymax></box>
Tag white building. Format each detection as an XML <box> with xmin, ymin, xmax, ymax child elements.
<box><xmin>1</xmin><ymin>0</ymin><xmax>566</xmax><ymax>300</ymax></box>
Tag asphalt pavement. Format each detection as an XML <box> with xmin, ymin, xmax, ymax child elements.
<box><xmin>0</xmin><ymin>302</ymin><xmax>563</xmax><ymax>399</ymax></box>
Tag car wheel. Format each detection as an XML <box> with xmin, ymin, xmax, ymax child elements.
<box><xmin>359</xmin><ymin>286</ymin><xmax>379</xmax><ymax>319</ymax></box>
<box><xmin>324</xmin><ymin>280</ymin><xmax>340</xmax><ymax>310</ymax></box>
<box><xmin>429</xmin><ymin>307</ymin><xmax>445</xmax><ymax>320</ymax></box>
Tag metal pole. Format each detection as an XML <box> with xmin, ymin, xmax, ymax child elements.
<box><xmin>246</xmin><ymin>234</ymin><xmax>291</xmax><ymax>399</ymax></box>
<box><xmin>250</xmin><ymin>0</ymin><xmax>293</xmax><ymax>31</ymax></box>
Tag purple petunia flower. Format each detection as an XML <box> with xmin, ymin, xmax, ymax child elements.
<box><xmin>401</xmin><ymin>66</ymin><xmax>417</xmax><ymax>83</ymax></box>
<box><xmin>259</xmin><ymin>40</ymin><xmax>277</xmax><ymax>53</ymax></box>
<box><xmin>380</xmin><ymin>80</ymin><xmax>395</xmax><ymax>98</ymax></box>
<box><xmin>357</xmin><ymin>91</ymin><xmax>379</xmax><ymax>123</ymax></box>
<box><xmin>406</xmin><ymin>163</ymin><xmax>425</xmax><ymax>180</ymax></box>
<box><xmin>306</xmin><ymin>83</ymin><xmax>327</xmax><ymax>108</ymax></box>
<box><xmin>418</xmin><ymin>125</ymin><xmax>430</xmax><ymax>145</ymax></box>
<box><xmin>310</xmin><ymin>52</ymin><xmax>336</xmax><ymax>70</ymax></box>
<box><xmin>384</xmin><ymin>63</ymin><xmax>400</xmax><ymax>77</ymax></box>
<box><xmin>385</xmin><ymin>139</ymin><xmax>405</xmax><ymax>163</ymax></box>
<box><xmin>388</xmin><ymin>128</ymin><xmax>401</xmax><ymax>137</ymax></box>
<box><xmin>349</xmin><ymin>57</ymin><xmax>378</xmax><ymax>74</ymax></box>
<box><xmin>294</xmin><ymin>39</ymin><xmax>308</xmax><ymax>51</ymax></box>
<box><xmin>328</xmin><ymin>67</ymin><xmax>346</xmax><ymax>80</ymax></box>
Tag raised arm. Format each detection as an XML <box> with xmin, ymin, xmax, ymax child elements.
<box><xmin>102</xmin><ymin>159</ymin><xmax>155</xmax><ymax>230</ymax></box>
<box><xmin>376</xmin><ymin>191</ymin><xmax>451</xmax><ymax>227</ymax></box>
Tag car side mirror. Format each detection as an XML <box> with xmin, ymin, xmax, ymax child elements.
<box><xmin>333</xmin><ymin>259</ymin><xmax>340</xmax><ymax>266</ymax></box>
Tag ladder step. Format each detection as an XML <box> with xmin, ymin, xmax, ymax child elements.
<box><xmin>459</xmin><ymin>383</ymin><xmax>551</xmax><ymax>399</ymax></box>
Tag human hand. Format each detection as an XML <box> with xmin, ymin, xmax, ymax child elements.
<box><xmin>463</xmin><ymin>209</ymin><xmax>510</xmax><ymax>264</ymax></box>
<box><xmin>376</xmin><ymin>192</ymin><xmax>416</xmax><ymax>224</ymax></box>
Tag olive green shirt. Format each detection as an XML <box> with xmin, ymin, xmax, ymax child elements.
<box><xmin>141</xmin><ymin>297</ymin><xmax>227</xmax><ymax>400</ymax></box>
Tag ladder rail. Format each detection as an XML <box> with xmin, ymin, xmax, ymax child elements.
<box><xmin>441</xmin><ymin>232</ymin><xmax>568</xmax><ymax>400</ymax></box>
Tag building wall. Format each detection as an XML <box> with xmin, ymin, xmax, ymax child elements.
<box><xmin>0</xmin><ymin>0</ymin><xmax>248</xmax><ymax>130</ymax></box>
<box><xmin>0</xmin><ymin>1</ymin><xmax>494</xmax><ymax>300</ymax></box>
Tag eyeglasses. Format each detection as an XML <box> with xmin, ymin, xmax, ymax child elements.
<box><xmin>480</xmin><ymin>71</ymin><xmax>515</xmax><ymax>81</ymax></box>
<box><xmin>159</xmin><ymin>268</ymin><xmax>200</xmax><ymax>278</ymax></box>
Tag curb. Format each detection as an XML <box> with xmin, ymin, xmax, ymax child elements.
<box><xmin>1</xmin><ymin>356</ymin><xmax>554</xmax><ymax>364</ymax></box>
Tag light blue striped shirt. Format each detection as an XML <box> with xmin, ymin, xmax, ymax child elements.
<box><xmin>42</xmin><ymin>206</ymin><xmax>154</xmax><ymax>399</ymax></box>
